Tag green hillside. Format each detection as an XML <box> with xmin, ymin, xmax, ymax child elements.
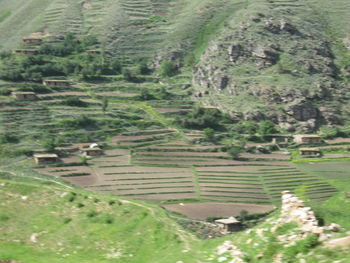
<box><xmin>0</xmin><ymin>0</ymin><xmax>350</xmax><ymax>262</ymax></box>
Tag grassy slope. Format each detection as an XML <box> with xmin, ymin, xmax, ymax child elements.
<box><xmin>1</xmin><ymin>169</ymin><xmax>350</xmax><ymax>263</ymax></box>
<box><xmin>0</xmin><ymin>174</ymin><xmax>203</xmax><ymax>263</ymax></box>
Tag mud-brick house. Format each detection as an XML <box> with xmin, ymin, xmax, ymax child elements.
<box><xmin>293</xmin><ymin>135</ymin><xmax>322</xmax><ymax>145</ymax></box>
<box><xmin>42</xmin><ymin>80</ymin><xmax>71</xmax><ymax>87</ymax></box>
<box><xmin>87</xmin><ymin>50</ymin><xmax>101</xmax><ymax>55</ymax></box>
<box><xmin>34</xmin><ymin>154</ymin><xmax>58</xmax><ymax>165</ymax></box>
<box><xmin>23</xmin><ymin>37</ymin><xmax>42</xmax><ymax>44</ymax></box>
<box><xmin>299</xmin><ymin>148</ymin><xmax>321</xmax><ymax>156</ymax></box>
<box><xmin>80</xmin><ymin>147</ymin><xmax>104</xmax><ymax>157</ymax></box>
<box><xmin>11</xmin><ymin>92</ymin><xmax>37</xmax><ymax>101</ymax></box>
<box><xmin>215</xmin><ymin>217</ymin><xmax>243</xmax><ymax>233</ymax></box>
<box><xmin>14</xmin><ymin>49</ymin><xmax>38</xmax><ymax>55</ymax></box>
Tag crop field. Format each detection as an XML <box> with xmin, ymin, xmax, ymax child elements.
<box><xmin>162</xmin><ymin>202</ymin><xmax>275</xmax><ymax>220</ymax></box>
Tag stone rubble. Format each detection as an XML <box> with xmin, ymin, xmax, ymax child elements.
<box><xmin>275</xmin><ymin>191</ymin><xmax>341</xmax><ymax>243</ymax></box>
<box><xmin>216</xmin><ymin>241</ymin><xmax>245</xmax><ymax>263</ymax></box>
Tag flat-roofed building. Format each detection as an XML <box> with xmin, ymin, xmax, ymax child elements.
<box><xmin>293</xmin><ymin>135</ymin><xmax>322</xmax><ymax>145</ymax></box>
<box><xmin>11</xmin><ymin>92</ymin><xmax>37</xmax><ymax>101</ymax></box>
<box><xmin>42</xmin><ymin>80</ymin><xmax>70</xmax><ymax>87</ymax></box>
<box><xmin>215</xmin><ymin>217</ymin><xmax>243</xmax><ymax>233</ymax></box>
<box><xmin>80</xmin><ymin>147</ymin><xmax>104</xmax><ymax>157</ymax></box>
<box><xmin>299</xmin><ymin>148</ymin><xmax>321</xmax><ymax>156</ymax></box>
<box><xmin>34</xmin><ymin>153</ymin><xmax>58</xmax><ymax>165</ymax></box>
<box><xmin>14</xmin><ymin>49</ymin><xmax>38</xmax><ymax>55</ymax></box>
<box><xmin>23</xmin><ymin>37</ymin><xmax>42</xmax><ymax>44</ymax></box>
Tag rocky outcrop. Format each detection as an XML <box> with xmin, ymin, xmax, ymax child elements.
<box><xmin>192</xmin><ymin>0</ymin><xmax>347</xmax><ymax>132</ymax></box>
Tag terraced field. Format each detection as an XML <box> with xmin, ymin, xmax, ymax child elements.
<box><xmin>1</xmin><ymin>74</ymin><xmax>342</xmax><ymax>207</ymax></box>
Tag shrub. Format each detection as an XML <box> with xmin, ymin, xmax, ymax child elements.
<box><xmin>87</xmin><ymin>210</ymin><xmax>98</xmax><ymax>218</ymax></box>
<box><xmin>283</xmin><ymin>234</ymin><xmax>319</xmax><ymax>262</ymax></box>
<box><xmin>76</xmin><ymin>203</ymin><xmax>85</xmax><ymax>208</ymax></box>
<box><xmin>62</xmin><ymin>97</ymin><xmax>88</xmax><ymax>107</ymax></box>
<box><xmin>108</xmin><ymin>200</ymin><xmax>116</xmax><ymax>206</ymax></box>
<box><xmin>159</xmin><ymin>60</ymin><xmax>178</xmax><ymax>77</ymax></box>
<box><xmin>63</xmin><ymin>218</ymin><xmax>72</xmax><ymax>224</ymax></box>
<box><xmin>0</xmin><ymin>88</ymin><xmax>11</xmax><ymax>96</ymax></box>
<box><xmin>0</xmin><ymin>133</ymin><xmax>19</xmax><ymax>144</ymax></box>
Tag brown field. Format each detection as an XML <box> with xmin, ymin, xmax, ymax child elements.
<box><xmin>325</xmin><ymin>138</ymin><xmax>350</xmax><ymax>144</ymax></box>
<box><xmin>199</xmin><ymin>183</ymin><xmax>264</xmax><ymax>191</ymax></box>
<box><xmin>63</xmin><ymin>174</ymin><xmax>98</xmax><ymax>186</ymax></box>
<box><xmin>95</xmin><ymin>92</ymin><xmax>138</xmax><ymax>97</ymax></box>
<box><xmin>240</xmin><ymin>153</ymin><xmax>290</xmax><ymax>160</ymax></box>
<box><xmin>38</xmin><ymin>92</ymin><xmax>88</xmax><ymax>97</ymax></box>
<box><xmin>136</xmin><ymin>151</ymin><xmax>227</xmax><ymax>157</ymax></box>
<box><xmin>201</xmin><ymin>195</ymin><xmax>271</xmax><ymax>202</ymax></box>
<box><xmin>163</xmin><ymin>202</ymin><xmax>275</xmax><ymax>219</ymax></box>
<box><xmin>122</xmin><ymin>193</ymin><xmax>197</xmax><ymax>201</ymax></box>
<box><xmin>156</xmin><ymin>108</ymin><xmax>191</xmax><ymax>113</ymax></box>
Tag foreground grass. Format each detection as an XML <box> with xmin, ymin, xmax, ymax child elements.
<box><xmin>0</xmin><ymin>177</ymin><xmax>204</xmax><ymax>263</ymax></box>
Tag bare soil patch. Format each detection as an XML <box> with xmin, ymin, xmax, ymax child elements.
<box><xmin>162</xmin><ymin>202</ymin><xmax>275</xmax><ymax>220</ymax></box>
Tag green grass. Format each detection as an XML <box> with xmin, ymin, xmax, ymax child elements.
<box><xmin>0</xmin><ymin>178</ymin><xmax>202</xmax><ymax>263</ymax></box>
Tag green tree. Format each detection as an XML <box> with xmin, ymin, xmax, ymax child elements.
<box><xmin>258</xmin><ymin>120</ymin><xmax>277</xmax><ymax>137</ymax></box>
<box><xmin>227</xmin><ymin>146</ymin><xmax>243</xmax><ymax>159</ymax></box>
<box><xmin>203</xmin><ymin>128</ymin><xmax>216</xmax><ymax>143</ymax></box>
<box><xmin>102</xmin><ymin>97</ymin><xmax>109</xmax><ymax>113</ymax></box>
<box><xmin>159</xmin><ymin>60</ymin><xmax>178</xmax><ymax>77</ymax></box>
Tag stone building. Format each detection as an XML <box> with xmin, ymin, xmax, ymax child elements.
<box><xmin>293</xmin><ymin>135</ymin><xmax>322</xmax><ymax>145</ymax></box>
<box><xmin>215</xmin><ymin>217</ymin><xmax>242</xmax><ymax>233</ymax></box>
<box><xmin>80</xmin><ymin>147</ymin><xmax>104</xmax><ymax>157</ymax></box>
<box><xmin>23</xmin><ymin>37</ymin><xmax>42</xmax><ymax>44</ymax></box>
<box><xmin>33</xmin><ymin>154</ymin><xmax>58</xmax><ymax>165</ymax></box>
<box><xmin>42</xmin><ymin>80</ymin><xmax>70</xmax><ymax>87</ymax></box>
<box><xmin>14</xmin><ymin>49</ymin><xmax>38</xmax><ymax>55</ymax></box>
<box><xmin>11</xmin><ymin>92</ymin><xmax>37</xmax><ymax>101</ymax></box>
<box><xmin>87</xmin><ymin>50</ymin><xmax>101</xmax><ymax>55</ymax></box>
<box><xmin>299</xmin><ymin>148</ymin><xmax>321</xmax><ymax>156</ymax></box>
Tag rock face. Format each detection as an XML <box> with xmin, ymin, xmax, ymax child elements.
<box><xmin>192</xmin><ymin>0</ymin><xmax>348</xmax><ymax>132</ymax></box>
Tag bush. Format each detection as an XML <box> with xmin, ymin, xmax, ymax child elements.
<box><xmin>63</xmin><ymin>217</ymin><xmax>72</xmax><ymax>224</ymax></box>
<box><xmin>87</xmin><ymin>210</ymin><xmax>98</xmax><ymax>218</ymax></box>
<box><xmin>283</xmin><ymin>234</ymin><xmax>319</xmax><ymax>262</ymax></box>
<box><xmin>0</xmin><ymin>88</ymin><xmax>11</xmax><ymax>96</ymax></box>
<box><xmin>62</xmin><ymin>97</ymin><xmax>88</xmax><ymax>107</ymax></box>
<box><xmin>159</xmin><ymin>60</ymin><xmax>178</xmax><ymax>77</ymax></box>
<box><xmin>0</xmin><ymin>133</ymin><xmax>19</xmax><ymax>144</ymax></box>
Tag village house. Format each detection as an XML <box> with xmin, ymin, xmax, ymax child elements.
<box><xmin>42</xmin><ymin>80</ymin><xmax>71</xmax><ymax>87</ymax></box>
<box><xmin>293</xmin><ymin>134</ymin><xmax>322</xmax><ymax>145</ymax></box>
<box><xmin>215</xmin><ymin>217</ymin><xmax>243</xmax><ymax>233</ymax></box>
<box><xmin>272</xmin><ymin>136</ymin><xmax>291</xmax><ymax>144</ymax></box>
<box><xmin>33</xmin><ymin>153</ymin><xmax>58</xmax><ymax>165</ymax></box>
<box><xmin>299</xmin><ymin>148</ymin><xmax>321</xmax><ymax>156</ymax></box>
<box><xmin>11</xmin><ymin>92</ymin><xmax>37</xmax><ymax>101</ymax></box>
<box><xmin>87</xmin><ymin>50</ymin><xmax>101</xmax><ymax>55</ymax></box>
<box><xmin>80</xmin><ymin>144</ymin><xmax>104</xmax><ymax>157</ymax></box>
<box><xmin>14</xmin><ymin>49</ymin><xmax>38</xmax><ymax>55</ymax></box>
<box><xmin>23</xmin><ymin>37</ymin><xmax>42</xmax><ymax>44</ymax></box>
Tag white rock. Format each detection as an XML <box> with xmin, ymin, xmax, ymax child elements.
<box><xmin>218</xmin><ymin>256</ymin><xmax>227</xmax><ymax>262</ymax></box>
<box><xmin>21</xmin><ymin>196</ymin><xmax>28</xmax><ymax>200</ymax></box>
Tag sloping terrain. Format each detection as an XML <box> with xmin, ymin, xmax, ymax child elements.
<box><xmin>193</xmin><ymin>0</ymin><xmax>350</xmax><ymax>132</ymax></box>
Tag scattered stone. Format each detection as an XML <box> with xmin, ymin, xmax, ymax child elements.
<box><xmin>21</xmin><ymin>196</ymin><xmax>28</xmax><ymax>200</ymax></box>
<box><xmin>325</xmin><ymin>235</ymin><xmax>350</xmax><ymax>249</ymax></box>
<box><xmin>218</xmin><ymin>256</ymin><xmax>227</xmax><ymax>262</ymax></box>
<box><xmin>325</xmin><ymin>223</ymin><xmax>342</xmax><ymax>232</ymax></box>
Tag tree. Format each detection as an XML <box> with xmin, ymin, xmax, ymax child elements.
<box><xmin>258</xmin><ymin>120</ymin><xmax>277</xmax><ymax>138</ymax></box>
<box><xmin>159</xmin><ymin>60</ymin><xmax>178</xmax><ymax>77</ymax></box>
<box><xmin>203</xmin><ymin>128</ymin><xmax>216</xmax><ymax>143</ymax></box>
<box><xmin>239</xmin><ymin>210</ymin><xmax>249</xmax><ymax>221</ymax></box>
<box><xmin>227</xmin><ymin>146</ymin><xmax>243</xmax><ymax>159</ymax></box>
<box><xmin>102</xmin><ymin>97</ymin><xmax>109</xmax><ymax>113</ymax></box>
<box><xmin>42</xmin><ymin>137</ymin><xmax>57</xmax><ymax>152</ymax></box>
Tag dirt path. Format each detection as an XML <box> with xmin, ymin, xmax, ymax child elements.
<box><xmin>0</xmin><ymin>168</ymin><xmax>73</xmax><ymax>190</ymax></box>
